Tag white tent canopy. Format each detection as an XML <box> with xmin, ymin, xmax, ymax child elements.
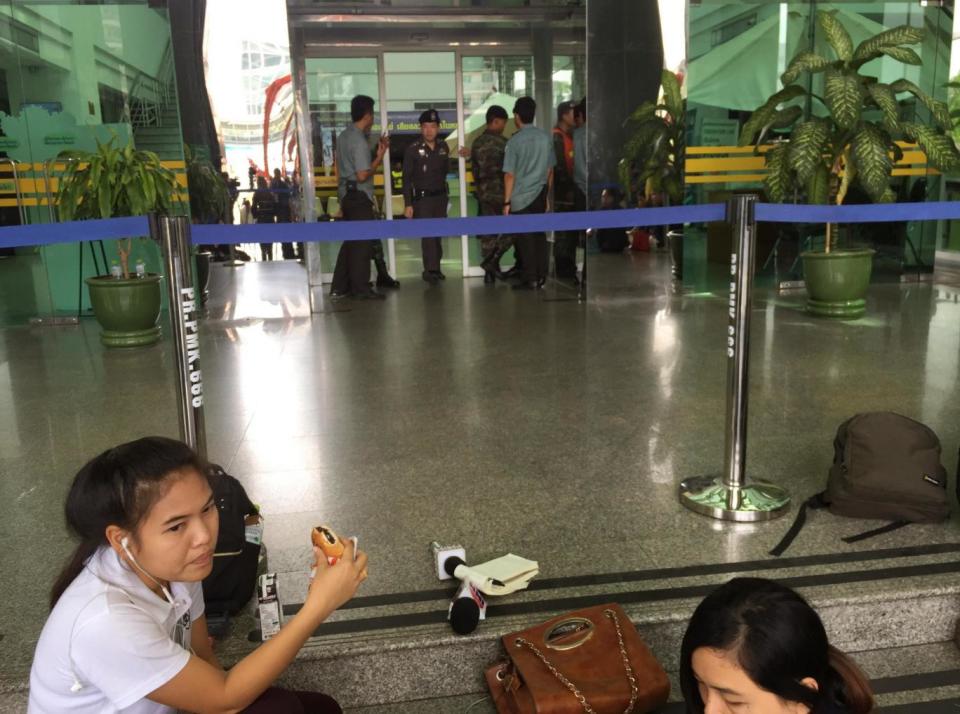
<box><xmin>688</xmin><ymin>9</ymin><xmax>923</xmax><ymax>113</ymax></box>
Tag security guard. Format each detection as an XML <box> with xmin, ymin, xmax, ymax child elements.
<box><xmin>403</xmin><ymin>108</ymin><xmax>450</xmax><ymax>285</ymax></box>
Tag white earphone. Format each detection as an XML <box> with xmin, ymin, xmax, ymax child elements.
<box><xmin>120</xmin><ymin>536</ymin><xmax>175</xmax><ymax>605</ymax></box>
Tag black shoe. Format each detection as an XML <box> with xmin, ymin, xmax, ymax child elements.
<box><xmin>535</xmin><ymin>278</ymin><xmax>546</xmax><ymax>289</ymax></box>
<box><xmin>484</xmin><ymin>271</ymin><xmax>495</xmax><ymax>284</ymax></box>
<box><xmin>422</xmin><ymin>270</ymin><xmax>439</xmax><ymax>285</ymax></box>
<box><xmin>512</xmin><ymin>281</ymin><xmax>536</xmax><ymax>291</ymax></box>
<box><xmin>352</xmin><ymin>289</ymin><xmax>386</xmax><ymax>300</ymax></box>
<box><xmin>377</xmin><ymin>274</ymin><xmax>400</xmax><ymax>289</ymax></box>
<box><xmin>436</xmin><ymin>271</ymin><xmax>446</xmax><ymax>281</ymax></box>
<box><xmin>330</xmin><ymin>290</ymin><xmax>349</xmax><ymax>300</ymax></box>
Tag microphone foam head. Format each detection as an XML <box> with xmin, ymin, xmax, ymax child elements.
<box><xmin>443</xmin><ymin>555</ymin><xmax>466</xmax><ymax>578</ymax></box>
<box><xmin>450</xmin><ymin>597</ymin><xmax>480</xmax><ymax>635</ymax></box>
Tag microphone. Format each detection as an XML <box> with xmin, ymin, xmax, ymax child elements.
<box><xmin>443</xmin><ymin>556</ymin><xmax>505</xmax><ymax>592</ymax></box>
<box><xmin>448</xmin><ymin>579</ymin><xmax>486</xmax><ymax>635</ymax></box>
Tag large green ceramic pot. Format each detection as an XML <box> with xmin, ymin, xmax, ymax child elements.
<box><xmin>801</xmin><ymin>249</ymin><xmax>875</xmax><ymax>319</ymax></box>
<box><xmin>86</xmin><ymin>274</ymin><xmax>162</xmax><ymax>347</ymax></box>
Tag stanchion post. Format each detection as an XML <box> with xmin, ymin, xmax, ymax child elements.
<box><xmin>151</xmin><ymin>214</ymin><xmax>208</xmax><ymax>459</ymax></box>
<box><xmin>678</xmin><ymin>194</ymin><xmax>789</xmax><ymax>521</ymax></box>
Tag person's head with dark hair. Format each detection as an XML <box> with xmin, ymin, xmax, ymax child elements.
<box><xmin>257</xmin><ymin>175</ymin><xmax>268</xmax><ymax>189</ymax></box>
<box><xmin>556</xmin><ymin>100</ymin><xmax>576</xmax><ymax>129</ymax></box>
<box><xmin>350</xmin><ymin>94</ymin><xmax>376</xmax><ymax>127</ymax></box>
<box><xmin>513</xmin><ymin>96</ymin><xmax>536</xmax><ymax>127</ymax></box>
<box><xmin>273</xmin><ymin>168</ymin><xmax>281</xmax><ymax>179</ymax></box>
<box><xmin>574</xmin><ymin>98</ymin><xmax>586</xmax><ymax>127</ymax></box>
<box><xmin>50</xmin><ymin>437</ymin><xmax>213</xmax><ymax>608</ymax></box>
<box><xmin>485</xmin><ymin>104</ymin><xmax>508</xmax><ymax>135</ymax></box>
<box><xmin>681</xmin><ymin>578</ymin><xmax>874</xmax><ymax>714</ymax></box>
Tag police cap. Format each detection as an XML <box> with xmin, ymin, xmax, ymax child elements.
<box><xmin>419</xmin><ymin>108</ymin><xmax>440</xmax><ymax>125</ymax></box>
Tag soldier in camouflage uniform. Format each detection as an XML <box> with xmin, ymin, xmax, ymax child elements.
<box><xmin>471</xmin><ymin>105</ymin><xmax>513</xmax><ymax>283</ymax></box>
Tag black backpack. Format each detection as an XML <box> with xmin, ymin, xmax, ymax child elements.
<box><xmin>770</xmin><ymin>412</ymin><xmax>949</xmax><ymax>556</ymax></box>
<box><xmin>202</xmin><ymin>464</ymin><xmax>263</xmax><ymax>616</ymax></box>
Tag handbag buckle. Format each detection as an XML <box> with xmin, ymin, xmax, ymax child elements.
<box><xmin>544</xmin><ymin>617</ymin><xmax>595</xmax><ymax>651</ymax></box>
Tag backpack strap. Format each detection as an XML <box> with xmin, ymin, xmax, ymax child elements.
<box><xmin>841</xmin><ymin>520</ymin><xmax>911</xmax><ymax>544</ymax></box>
<box><xmin>769</xmin><ymin>493</ymin><xmax>829</xmax><ymax>557</ymax></box>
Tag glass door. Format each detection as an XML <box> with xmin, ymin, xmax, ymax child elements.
<box><xmin>304</xmin><ymin>57</ymin><xmax>382</xmax><ymax>280</ymax></box>
<box><xmin>459</xmin><ymin>54</ymin><xmax>534</xmax><ymax>276</ymax></box>
<box><xmin>383</xmin><ymin>51</ymin><xmax>462</xmax><ymax>279</ymax></box>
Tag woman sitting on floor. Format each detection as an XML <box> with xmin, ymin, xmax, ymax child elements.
<box><xmin>681</xmin><ymin>577</ymin><xmax>874</xmax><ymax>714</ymax></box>
<box><xmin>28</xmin><ymin>436</ymin><xmax>367</xmax><ymax>714</ymax></box>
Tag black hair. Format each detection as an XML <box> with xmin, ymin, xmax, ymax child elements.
<box><xmin>557</xmin><ymin>101</ymin><xmax>575</xmax><ymax>122</ymax></box>
<box><xmin>574</xmin><ymin>98</ymin><xmax>586</xmax><ymax>121</ymax></box>
<box><xmin>351</xmin><ymin>94</ymin><xmax>376</xmax><ymax>122</ymax></box>
<box><xmin>680</xmin><ymin>578</ymin><xmax>873</xmax><ymax>714</ymax></box>
<box><xmin>50</xmin><ymin>437</ymin><xmax>207</xmax><ymax>608</ymax></box>
<box><xmin>513</xmin><ymin>96</ymin><xmax>536</xmax><ymax>125</ymax></box>
<box><xmin>486</xmin><ymin>105</ymin><xmax>508</xmax><ymax>124</ymax></box>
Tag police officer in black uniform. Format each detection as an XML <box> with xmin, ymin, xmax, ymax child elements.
<box><xmin>403</xmin><ymin>108</ymin><xmax>450</xmax><ymax>285</ymax></box>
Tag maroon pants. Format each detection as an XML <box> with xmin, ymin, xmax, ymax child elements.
<box><xmin>241</xmin><ymin>687</ymin><xmax>342</xmax><ymax>713</ymax></box>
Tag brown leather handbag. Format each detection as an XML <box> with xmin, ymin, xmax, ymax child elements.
<box><xmin>484</xmin><ymin>604</ymin><xmax>670</xmax><ymax>714</ymax></box>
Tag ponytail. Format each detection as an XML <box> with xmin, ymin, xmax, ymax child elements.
<box><xmin>49</xmin><ymin>437</ymin><xmax>205</xmax><ymax>608</ymax></box>
<box><xmin>826</xmin><ymin>646</ymin><xmax>874</xmax><ymax>714</ymax></box>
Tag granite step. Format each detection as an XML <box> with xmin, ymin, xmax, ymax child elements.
<box><xmin>342</xmin><ymin>642</ymin><xmax>960</xmax><ymax>713</ymax></box>
<box><xmin>213</xmin><ymin>542</ymin><xmax>960</xmax><ymax>708</ymax></box>
<box><xmin>2</xmin><ymin>544</ymin><xmax>957</xmax><ymax>710</ymax></box>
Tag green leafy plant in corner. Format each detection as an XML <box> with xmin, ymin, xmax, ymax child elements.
<box><xmin>56</xmin><ymin>136</ymin><xmax>180</xmax><ymax>277</ymax></box>
<box><xmin>740</xmin><ymin>10</ymin><xmax>960</xmax><ymax>253</ymax></box>
<box><xmin>619</xmin><ymin>69</ymin><xmax>685</xmax><ymax>206</ymax></box>
<box><xmin>186</xmin><ymin>145</ymin><xmax>230</xmax><ymax>225</ymax></box>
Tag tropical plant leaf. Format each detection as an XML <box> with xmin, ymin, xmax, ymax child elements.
<box><xmin>764</xmin><ymin>143</ymin><xmax>792</xmax><ymax>203</ymax></box>
<box><xmin>738</xmin><ymin>85</ymin><xmax>807</xmax><ymax>146</ymax></box>
<box><xmin>825</xmin><ymin>69</ymin><xmax>862</xmax><ymax>130</ymax></box>
<box><xmin>818</xmin><ymin>10</ymin><xmax>854</xmax><ymax>62</ymax></box>
<box><xmin>879</xmin><ymin>46</ymin><xmax>922</xmax><ymax>66</ymax></box>
<box><xmin>781</xmin><ymin>51</ymin><xmax>831</xmax><ymax>85</ymax></box>
<box><xmin>901</xmin><ymin>121</ymin><xmax>960</xmax><ymax>172</ymax></box>
<box><xmin>660</xmin><ymin>69</ymin><xmax>683</xmax><ymax>122</ymax></box>
<box><xmin>890</xmin><ymin>79</ymin><xmax>951</xmax><ymax>129</ymax></box>
<box><xmin>624</xmin><ymin>100</ymin><xmax>658</xmax><ymax>126</ymax></box>
<box><xmin>788</xmin><ymin>119</ymin><xmax>831</xmax><ymax>183</ymax></box>
<box><xmin>866</xmin><ymin>83</ymin><xmax>900</xmax><ymax>131</ymax></box>
<box><xmin>853</xmin><ymin>24</ymin><xmax>925</xmax><ymax>61</ymax></box>
<box><xmin>851</xmin><ymin>123</ymin><xmax>893</xmax><ymax>202</ymax></box>
<box><xmin>806</xmin><ymin>163</ymin><xmax>831</xmax><ymax>205</ymax></box>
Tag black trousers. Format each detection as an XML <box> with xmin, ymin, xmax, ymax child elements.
<box><xmin>513</xmin><ymin>187</ymin><xmax>549</xmax><ymax>283</ymax></box>
<box><xmin>240</xmin><ymin>687</ymin><xmax>341</xmax><ymax>713</ymax></box>
<box><xmin>331</xmin><ymin>191</ymin><xmax>375</xmax><ymax>294</ymax></box>
<box><xmin>552</xmin><ymin>187</ymin><xmax>578</xmax><ymax>278</ymax></box>
<box><xmin>414</xmin><ymin>195</ymin><xmax>447</xmax><ymax>272</ymax></box>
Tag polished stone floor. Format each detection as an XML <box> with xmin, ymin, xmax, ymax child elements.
<box><xmin>4</xmin><ymin>250</ymin><xmax>960</xmax><ymax>701</ymax></box>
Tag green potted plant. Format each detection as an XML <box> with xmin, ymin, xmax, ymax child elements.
<box><xmin>57</xmin><ymin>137</ymin><xmax>179</xmax><ymax>346</ymax></box>
<box><xmin>186</xmin><ymin>146</ymin><xmax>231</xmax><ymax>301</ymax></box>
<box><xmin>619</xmin><ymin>69</ymin><xmax>685</xmax><ymax>277</ymax></box>
<box><xmin>740</xmin><ymin>10</ymin><xmax>960</xmax><ymax>318</ymax></box>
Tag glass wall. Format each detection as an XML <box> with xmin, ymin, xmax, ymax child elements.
<box><xmin>684</xmin><ymin>2</ymin><xmax>952</xmax><ymax>288</ymax></box>
<box><xmin>0</xmin><ymin>1</ymin><xmax>184</xmax><ymax>325</ymax></box>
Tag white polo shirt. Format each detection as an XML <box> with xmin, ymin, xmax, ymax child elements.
<box><xmin>28</xmin><ymin>547</ymin><xmax>204</xmax><ymax>713</ymax></box>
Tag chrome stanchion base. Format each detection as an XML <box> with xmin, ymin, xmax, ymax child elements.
<box><xmin>679</xmin><ymin>476</ymin><xmax>790</xmax><ymax>522</ymax></box>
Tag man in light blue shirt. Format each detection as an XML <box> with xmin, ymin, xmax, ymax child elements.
<box><xmin>503</xmin><ymin>96</ymin><xmax>555</xmax><ymax>290</ymax></box>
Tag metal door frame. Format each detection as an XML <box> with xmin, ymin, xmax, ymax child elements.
<box><xmin>290</xmin><ymin>41</ymin><xmax>545</xmax><ymax>284</ymax></box>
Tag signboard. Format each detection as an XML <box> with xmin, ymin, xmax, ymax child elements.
<box><xmin>699</xmin><ymin>118</ymin><xmax>740</xmax><ymax>147</ymax></box>
<box><xmin>372</xmin><ymin>110</ymin><xmax>458</xmax><ymax>135</ymax></box>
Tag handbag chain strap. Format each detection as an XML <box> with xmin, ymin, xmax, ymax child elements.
<box><xmin>514</xmin><ymin>608</ymin><xmax>639</xmax><ymax>714</ymax></box>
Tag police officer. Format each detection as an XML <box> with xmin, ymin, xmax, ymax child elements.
<box><xmin>331</xmin><ymin>94</ymin><xmax>389</xmax><ymax>300</ymax></box>
<box><xmin>471</xmin><ymin>105</ymin><xmax>512</xmax><ymax>284</ymax></box>
<box><xmin>403</xmin><ymin>108</ymin><xmax>450</xmax><ymax>285</ymax></box>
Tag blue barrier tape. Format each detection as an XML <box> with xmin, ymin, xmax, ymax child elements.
<box><xmin>0</xmin><ymin>216</ymin><xmax>150</xmax><ymax>249</ymax></box>
<box><xmin>755</xmin><ymin>201</ymin><xmax>960</xmax><ymax>224</ymax></box>
<box><xmin>189</xmin><ymin>204</ymin><xmax>726</xmax><ymax>245</ymax></box>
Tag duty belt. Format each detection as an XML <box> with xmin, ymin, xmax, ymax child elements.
<box><xmin>413</xmin><ymin>187</ymin><xmax>448</xmax><ymax>200</ymax></box>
